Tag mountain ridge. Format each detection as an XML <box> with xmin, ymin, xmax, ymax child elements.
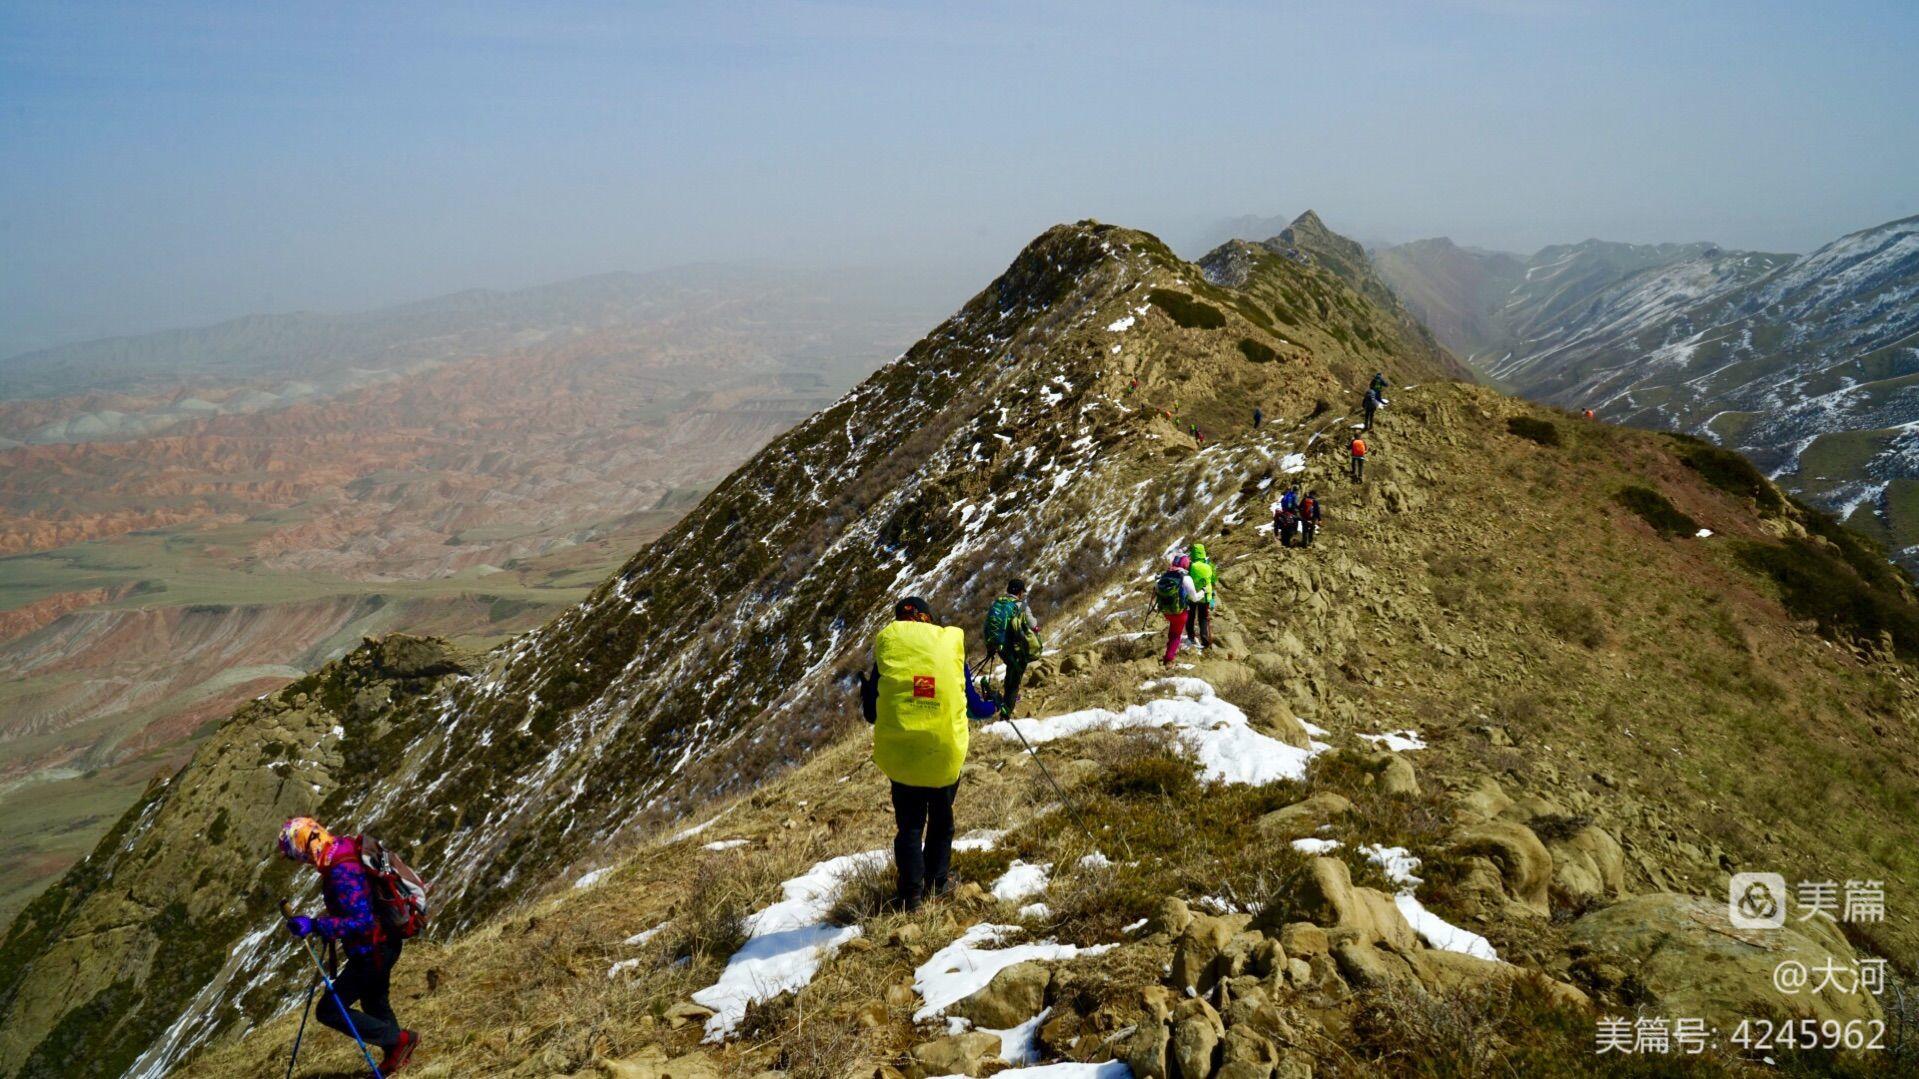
<box><xmin>5</xmin><ymin>217</ymin><xmax>1918</xmax><ymax>1077</ymax></box>
<box><xmin>1374</xmin><ymin>215</ymin><xmax>1919</xmax><ymax>563</ymax></box>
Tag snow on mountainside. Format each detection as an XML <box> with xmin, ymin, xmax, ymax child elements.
<box><xmin>0</xmin><ymin>220</ymin><xmax>1456</xmax><ymax>1077</ymax></box>
<box><xmin>1480</xmin><ymin>216</ymin><xmax>1919</xmax><ymax>562</ymax></box>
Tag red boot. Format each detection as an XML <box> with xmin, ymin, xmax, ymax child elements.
<box><xmin>383</xmin><ymin>1030</ymin><xmax>420</xmax><ymax>1073</ymax></box>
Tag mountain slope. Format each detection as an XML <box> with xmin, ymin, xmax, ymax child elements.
<box><xmin>5</xmin><ymin>218</ymin><xmax>1918</xmax><ymax>1077</ymax></box>
<box><xmin>1371</xmin><ymin>235</ymin><xmax>1764</xmax><ymax>369</ymax></box>
<box><xmin>1480</xmin><ymin>217</ymin><xmax>1919</xmax><ymax>560</ymax></box>
<box><xmin>175</xmin><ymin>381</ymin><xmax>1919</xmax><ymax>1078</ymax></box>
<box><xmin>0</xmin><ymin>220</ymin><xmax>1466</xmax><ymax>1077</ymax></box>
<box><xmin>1368</xmin><ymin>237</ymin><xmax>1526</xmax><ymax>358</ymax></box>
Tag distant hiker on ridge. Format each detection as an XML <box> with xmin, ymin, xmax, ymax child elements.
<box><xmin>1300</xmin><ymin>491</ymin><xmax>1322</xmax><ymax>547</ymax></box>
<box><xmin>1274</xmin><ymin>502</ymin><xmax>1300</xmax><ymax>548</ymax></box>
<box><xmin>1370</xmin><ymin>371</ymin><xmax>1390</xmax><ymax>396</ymax></box>
<box><xmin>1253</xmin><ymin>406</ymin><xmax>1263</xmax><ymax>430</ymax></box>
<box><xmin>1350</xmin><ymin>435</ymin><xmax>1367</xmax><ymax>482</ymax></box>
<box><xmin>1153</xmin><ymin>555</ymin><xmax>1203</xmax><ymax>666</ymax></box>
<box><xmin>1185</xmin><ymin>543</ymin><xmax>1218</xmax><ymax>649</ymax></box>
<box><xmin>278</xmin><ymin>817</ymin><xmax>421</xmax><ymax>1073</ymax></box>
<box><xmin>983</xmin><ymin>578</ymin><xmax>1041</xmax><ymax>718</ymax></box>
<box><xmin>1363</xmin><ymin>386</ymin><xmax>1386</xmax><ymax>430</ymax></box>
<box><xmin>860</xmin><ymin>596</ymin><xmax>968</xmax><ymax>911</ymax></box>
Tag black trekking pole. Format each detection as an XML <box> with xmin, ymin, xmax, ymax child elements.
<box><xmin>997</xmin><ymin>710</ymin><xmax>1135</xmax><ymax>862</ymax></box>
<box><xmin>284</xmin><ymin>972</ymin><xmax>318</xmax><ymax>1079</ymax></box>
<box><xmin>280</xmin><ymin>899</ymin><xmax>385</xmax><ymax>1079</ymax></box>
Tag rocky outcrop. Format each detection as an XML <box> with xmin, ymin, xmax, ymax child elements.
<box><xmin>1568</xmin><ymin>893</ymin><xmax>1883</xmax><ymax>1026</ymax></box>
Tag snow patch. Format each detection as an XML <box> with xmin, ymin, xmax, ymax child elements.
<box><xmin>692</xmin><ymin>849</ymin><xmax>888</xmax><ymax>1039</ymax></box>
<box><xmin>990</xmin><ymin>860</ymin><xmax>1053</xmax><ymax>903</ymax></box>
<box><xmin>984</xmin><ymin>1006</ymin><xmax>1052</xmax><ymax>1066</ymax></box>
<box><xmin>573</xmin><ymin>867</ymin><xmax>612</xmax><ymax>890</ymax></box>
<box><xmin>1357</xmin><ymin>729</ymin><xmax>1426</xmax><ymax>752</ymax></box>
<box><xmin>913</xmin><ymin>923</ymin><xmax>1114</xmax><ymax>1021</ymax></box>
<box><xmin>984</xmin><ymin>677</ymin><xmax>1327</xmax><ymax>785</ymax></box>
<box><xmin>954</xmin><ymin>829</ymin><xmax>1007</xmax><ymax>852</ymax></box>
<box><xmin>1291</xmin><ymin>837</ymin><xmax>1342</xmax><ymax>855</ymax></box>
<box><xmin>1358</xmin><ymin>844</ymin><xmax>1498</xmax><ymax>961</ymax></box>
<box><xmin>702</xmin><ymin>838</ymin><xmax>749</xmax><ymax>852</ymax></box>
<box><xmin>623</xmin><ymin>923</ymin><xmax>667</xmax><ymax>946</ymax></box>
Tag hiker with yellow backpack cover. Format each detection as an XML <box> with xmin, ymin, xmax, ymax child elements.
<box><xmin>859</xmin><ymin>597</ymin><xmax>970</xmax><ymax>911</ymax></box>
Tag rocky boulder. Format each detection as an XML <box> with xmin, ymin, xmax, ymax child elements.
<box><xmin>1255</xmin><ymin>792</ymin><xmax>1353</xmax><ymax>842</ymax></box>
<box><xmin>1543</xmin><ymin>823</ymin><xmax>1628</xmax><ymax>910</ymax></box>
<box><xmin>907</xmin><ymin>1030</ymin><xmax>1002</xmax><ymax>1078</ymax></box>
<box><xmin>949</xmin><ymin>960</ymin><xmax>1050</xmax><ymax>1028</ymax></box>
<box><xmin>1261</xmin><ymin>857</ymin><xmax>1417</xmax><ymax>954</ymax></box>
<box><xmin>1567</xmin><ymin>893</ymin><xmax>1883</xmax><ymax>1026</ymax></box>
<box><xmin>1447</xmin><ymin>819</ymin><xmax>1553</xmax><ymax>915</ymax></box>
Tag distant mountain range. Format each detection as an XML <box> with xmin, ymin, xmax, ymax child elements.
<box><xmin>1369</xmin><ymin>217</ymin><xmax>1919</xmax><ymax>563</ymax></box>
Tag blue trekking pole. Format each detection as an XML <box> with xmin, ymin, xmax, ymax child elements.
<box><xmin>284</xmin><ymin>975</ymin><xmax>317</xmax><ymax>1079</ymax></box>
<box><xmin>282</xmin><ymin>899</ymin><xmax>385</xmax><ymax>1078</ymax></box>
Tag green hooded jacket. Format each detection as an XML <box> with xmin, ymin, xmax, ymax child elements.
<box><xmin>1187</xmin><ymin>544</ymin><xmax>1217</xmax><ymax>603</ymax></box>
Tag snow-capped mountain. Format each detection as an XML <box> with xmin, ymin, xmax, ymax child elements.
<box><xmin>1376</xmin><ymin>217</ymin><xmax>1919</xmax><ymax>562</ymax></box>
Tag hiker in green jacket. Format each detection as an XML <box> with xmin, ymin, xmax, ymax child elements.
<box><xmin>983</xmin><ymin>579</ymin><xmax>1040</xmax><ymax>717</ymax></box>
<box><xmin>1185</xmin><ymin>544</ymin><xmax>1217</xmax><ymax>649</ymax></box>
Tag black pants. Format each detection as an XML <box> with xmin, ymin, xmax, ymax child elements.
<box><xmin>1351</xmin><ymin>456</ymin><xmax>1365</xmax><ymax>482</ymax></box>
<box><xmin>1302</xmin><ymin>520</ymin><xmax>1317</xmax><ymax>546</ymax></box>
<box><xmin>891</xmin><ymin>781</ymin><xmax>958</xmax><ymax>905</ymax></box>
<box><xmin>1185</xmin><ymin>601</ymin><xmax>1212</xmax><ymax>646</ymax></box>
<box><xmin>316</xmin><ymin>940</ymin><xmax>403</xmax><ymax>1048</ymax></box>
<box><xmin>1364</xmin><ymin>408</ymin><xmax>1376</xmax><ymax>430</ymax></box>
<box><xmin>1001</xmin><ymin>654</ymin><xmax>1028</xmax><ymax>715</ymax></box>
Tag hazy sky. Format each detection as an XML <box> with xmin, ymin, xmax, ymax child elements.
<box><xmin>3</xmin><ymin>0</ymin><xmax>1915</xmax><ymax>357</ymax></box>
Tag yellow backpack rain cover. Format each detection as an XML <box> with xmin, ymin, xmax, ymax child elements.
<box><xmin>871</xmin><ymin>620</ymin><xmax>969</xmax><ymax>787</ymax></box>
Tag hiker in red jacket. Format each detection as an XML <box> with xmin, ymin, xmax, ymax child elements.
<box><xmin>280</xmin><ymin>817</ymin><xmax>420</xmax><ymax>1072</ymax></box>
<box><xmin>1153</xmin><ymin>556</ymin><xmax>1203</xmax><ymax>665</ymax></box>
<box><xmin>1300</xmin><ymin>492</ymin><xmax>1322</xmax><ymax>547</ymax></box>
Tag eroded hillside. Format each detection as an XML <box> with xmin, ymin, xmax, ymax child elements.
<box><xmin>0</xmin><ymin>267</ymin><xmax>937</xmax><ymax>927</ymax></box>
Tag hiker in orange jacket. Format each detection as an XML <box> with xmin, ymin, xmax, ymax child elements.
<box><xmin>1350</xmin><ymin>436</ymin><xmax>1367</xmax><ymax>482</ymax></box>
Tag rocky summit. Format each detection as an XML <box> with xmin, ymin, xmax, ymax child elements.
<box><xmin>4</xmin><ymin>218</ymin><xmax>1918</xmax><ymax>1078</ymax></box>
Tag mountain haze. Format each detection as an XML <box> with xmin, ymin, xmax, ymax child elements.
<box><xmin>0</xmin><ymin>266</ymin><xmax>942</xmax><ymax>930</ymax></box>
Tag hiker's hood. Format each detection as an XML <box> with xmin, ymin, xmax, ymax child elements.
<box><xmin>1189</xmin><ymin>543</ymin><xmax>1209</xmax><ymax>562</ymax></box>
<box><xmin>1172</xmin><ymin>555</ymin><xmax>1191</xmax><ymax>570</ymax></box>
<box><xmin>279</xmin><ymin>817</ymin><xmax>333</xmax><ymax>864</ymax></box>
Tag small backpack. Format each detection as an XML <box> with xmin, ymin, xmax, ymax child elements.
<box><xmin>357</xmin><ymin>835</ymin><xmax>430</xmax><ymax>939</ymax></box>
<box><xmin>1154</xmin><ymin>571</ymin><xmax>1189</xmax><ymax>613</ymax></box>
<box><xmin>1015</xmin><ymin>623</ymin><xmax>1044</xmax><ymax>662</ymax></box>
